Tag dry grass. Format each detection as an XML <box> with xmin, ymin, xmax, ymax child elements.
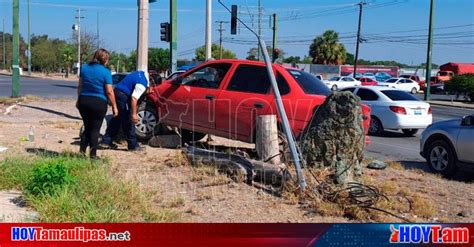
<box><xmin>386</xmin><ymin>160</ymin><xmax>405</xmax><ymax>170</ymax></box>
<box><xmin>163</xmin><ymin>196</ymin><xmax>185</xmax><ymax>208</ymax></box>
<box><xmin>165</xmin><ymin>151</ymin><xmax>190</xmax><ymax>167</ymax></box>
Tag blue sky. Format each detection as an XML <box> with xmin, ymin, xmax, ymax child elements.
<box><xmin>0</xmin><ymin>0</ymin><xmax>473</xmax><ymax>65</ymax></box>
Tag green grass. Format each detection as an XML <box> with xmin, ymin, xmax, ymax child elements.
<box><xmin>0</xmin><ymin>152</ymin><xmax>179</xmax><ymax>222</ymax></box>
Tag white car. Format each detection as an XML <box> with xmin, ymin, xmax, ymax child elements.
<box><xmin>324</xmin><ymin>76</ymin><xmax>361</xmax><ymax>90</ymax></box>
<box><xmin>378</xmin><ymin>77</ymin><xmax>420</xmax><ymax>94</ymax></box>
<box><xmin>341</xmin><ymin>86</ymin><xmax>432</xmax><ymax>136</ymax></box>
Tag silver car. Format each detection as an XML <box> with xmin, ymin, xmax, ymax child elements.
<box><xmin>420</xmin><ymin>114</ymin><xmax>474</xmax><ymax>177</ymax></box>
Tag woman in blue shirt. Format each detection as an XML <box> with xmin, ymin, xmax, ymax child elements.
<box><xmin>76</xmin><ymin>49</ymin><xmax>118</xmax><ymax>159</ymax></box>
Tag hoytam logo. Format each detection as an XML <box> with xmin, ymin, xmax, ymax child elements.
<box><xmin>390</xmin><ymin>224</ymin><xmax>469</xmax><ymax>244</ymax></box>
<box><xmin>11</xmin><ymin>227</ymin><xmax>131</xmax><ymax>242</ymax></box>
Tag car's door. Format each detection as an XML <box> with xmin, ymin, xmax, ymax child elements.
<box><xmin>215</xmin><ymin>64</ymin><xmax>275</xmax><ymax>141</ymax></box>
<box><xmin>456</xmin><ymin>116</ymin><xmax>474</xmax><ymax>163</ymax></box>
<box><xmin>160</xmin><ymin>63</ymin><xmax>232</xmax><ymax>130</ymax></box>
<box><xmin>342</xmin><ymin>77</ymin><xmax>354</xmax><ymax>87</ymax></box>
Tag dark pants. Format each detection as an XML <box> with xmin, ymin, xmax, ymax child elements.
<box><xmin>102</xmin><ymin>89</ymin><xmax>138</xmax><ymax>150</ymax></box>
<box><xmin>77</xmin><ymin>95</ymin><xmax>107</xmax><ymax>158</ymax></box>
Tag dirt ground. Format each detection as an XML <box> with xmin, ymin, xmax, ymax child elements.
<box><xmin>0</xmin><ymin>98</ymin><xmax>473</xmax><ymax>223</ymax></box>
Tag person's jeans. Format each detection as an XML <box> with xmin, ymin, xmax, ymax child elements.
<box><xmin>77</xmin><ymin>95</ymin><xmax>107</xmax><ymax>158</ymax></box>
<box><xmin>102</xmin><ymin>89</ymin><xmax>138</xmax><ymax>150</ymax></box>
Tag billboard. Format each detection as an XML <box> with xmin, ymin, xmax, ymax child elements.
<box><xmin>340</xmin><ymin>65</ymin><xmax>399</xmax><ymax>77</ymax></box>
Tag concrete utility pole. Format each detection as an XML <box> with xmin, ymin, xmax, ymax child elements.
<box><xmin>205</xmin><ymin>0</ymin><xmax>212</xmax><ymax>60</ymax></box>
<box><xmin>271</xmin><ymin>13</ymin><xmax>277</xmax><ymax>63</ymax></box>
<box><xmin>75</xmin><ymin>8</ymin><xmax>83</xmax><ymax>77</ymax></box>
<box><xmin>137</xmin><ymin>0</ymin><xmax>149</xmax><ymax>72</ymax></box>
<box><xmin>424</xmin><ymin>0</ymin><xmax>435</xmax><ymax>101</ymax></box>
<box><xmin>2</xmin><ymin>19</ymin><xmax>5</xmax><ymax>70</ymax></box>
<box><xmin>96</xmin><ymin>12</ymin><xmax>100</xmax><ymax>49</ymax></box>
<box><xmin>12</xmin><ymin>0</ymin><xmax>20</xmax><ymax>97</ymax></box>
<box><xmin>27</xmin><ymin>0</ymin><xmax>31</xmax><ymax>75</ymax></box>
<box><xmin>217</xmin><ymin>21</ymin><xmax>228</xmax><ymax>59</ymax></box>
<box><xmin>257</xmin><ymin>0</ymin><xmax>262</xmax><ymax>61</ymax></box>
<box><xmin>170</xmin><ymin>0</ymin><xmax>177</xmax><ymax>72</ymax></box>
<box><xmin>353</xmin><ymin>0</ymin><xmax>366</xmax><ymax>77</ymax></box>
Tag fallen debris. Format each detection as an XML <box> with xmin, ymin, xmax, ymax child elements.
<box><xmin>3</xmin><ymin>104</ymin><xmax>17</xmax><ymax>115</ymax></box>
<box><xmin>367</xmin><ymin>160</ymin><xmax>388</xmax><ymax>170</ymax></box>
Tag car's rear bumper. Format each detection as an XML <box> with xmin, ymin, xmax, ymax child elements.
<box><xmin>383</xmin><ymin>114</ymin><xmax>432</xmax><ymax>130</ymax></box>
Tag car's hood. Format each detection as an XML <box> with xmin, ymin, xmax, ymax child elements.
<box><xmin>428</xmin><ymin>118</ymin><xmax>461</xmax><ymax>130</ymax></box>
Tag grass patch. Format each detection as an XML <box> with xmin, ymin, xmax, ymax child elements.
<box><xmin>0</xmin><ymin>152</ymin><xmax>178</xmax><ymax>222</ymax></box>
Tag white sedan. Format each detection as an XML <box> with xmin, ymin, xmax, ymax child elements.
<box><xmin>324</xmin><ymin>76</ymin><xmax>361</xmax><ymax>91</ymax></box>
<box><xmin>341</xmin><ymin>86</ymin><xmax>432</xmax><ymax>136</ymax></box>
<box><xmin>377</xmin><ymin>77</ymin><xmax>420</xmax><ymax>94</ymax></box>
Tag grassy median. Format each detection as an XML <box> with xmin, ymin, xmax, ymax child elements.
<box><xmin>0</xmin><ymin>152</ymin><xmax>178</xmax><ymax>222</ymax></box>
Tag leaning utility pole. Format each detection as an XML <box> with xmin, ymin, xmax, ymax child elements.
<box><xmin>424</xmin><ymin>0</ymin><xmax>435</xmax><ymax>101</ymax></box>
<box><xmin>12</xmin><ymin>0</ymin><xmax>20</xmax><ymax>97</ymax></box>
<box><xmin>271</xmin><ymin>14</ymin><xmax>278</xmax><ymax>63</ymax></box>
<box><xmin>75</xmin><ymin>8</ymin><xmax>83</xmax><ymax>77</ymax></box>
<box><xmin>27</xmin><ymin>0</ymin><xmax>31</xmax><ymax>75</ymax></box>
<box><xmin>170</xmin><ymin>0</ymin><xmax>177</xmax><ymax>72</ymax></box>
<box><xmin>96</xmin><ymin>12</ymin><xmax>100</xmax><ymax>49</ymax></box>
<box><xmin>217</xmin><ymin>21</ymin><xmax>228</xmax><ymax>59</ymax></box>
<box><xmin>205</xmin><ymin>0</ymin><xmax>212</xmax><ymax>60</ymax></box>
<box><xmin>353</xmin><ymin>0</ymin><xmax>366</xmax><ymax>77</ymax></box>
<box><xmin>137</xmin><ymin>0</ymin><xmax>149</xmax><ymax>72</ymax></box>
<box><xmin>257</xmin><ymin>0</ymin><xmax>262</xmax><ymax>61</ymax></box>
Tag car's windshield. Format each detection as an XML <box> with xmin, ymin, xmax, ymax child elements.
<box><xmin>329</xmin><ymin>76</ymin><xmax>340</xmax><ymax>81</ymax></box>
<box><xmin>385</xmin><ymin>78</ymin><xmax>398</xmax><ymax>83</ymax></box>
<box><xmin>364</xmin><ymin>73</ymin><xmax>374</xmax><ymax>76</ymax></box>
<box><xmin>287</xmin><ymin>70</ymin><xmax>331</xmax><ymax>96</ymax></box>
<box><xmin>381</xmin><ymin>90</ymin><xmax>419</xmax><ymax>101</ymax></box>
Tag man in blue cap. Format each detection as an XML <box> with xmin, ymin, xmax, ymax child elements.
<box><xmin>101</xmin><ymin>70</ymin><xmax>149</xmax><ymax>151</ymax></box>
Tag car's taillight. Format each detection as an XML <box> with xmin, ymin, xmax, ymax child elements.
<box><xmin>389</xmin><ymin>106</ymin><xmax>407</xmax><ymax>114</ymax></box>
<box><xmin>428</xmin><ymin>107</ymin><xmax>432</xmax><ymax>114</ymax></box>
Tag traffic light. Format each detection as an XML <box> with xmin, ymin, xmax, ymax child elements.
<box><xmin>231</xmin><ymin>5</ymin><xmax>238</xmax><ymax>35</ymax></box>
<box><xmin>160</xmin><ymin>22</ymin><xmax>171</xmax><ymax>42</ymax></box>
<box><xmin>272</xmin><ymin>48</ymin><xmax>280</xmax><ymax>62</ymax></box>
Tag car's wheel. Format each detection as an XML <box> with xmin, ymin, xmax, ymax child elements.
<box><xmin>181</xmin><ymin>129</ymin><xmax>206</xmax><ymax>144</ymax></box>
<box><xmin>331</xmin><ymin>85</ymin><xmax>338</xmax><ymax>91</ymax></box>
<box><xmin>402</xmin><ymin>129</ymin><xmax>418</xmax><ymax>136</ymax></box>
<box><xmin>411</xmin><ymin>87</ymin><xmax>418</xmax><ymax>94</ymax></box>
<box><xmin>136</xmin><ymin>103</ymin><xmax>159</xmax><ymax>141</ymax></box>
<box><xmin>426</xmin><ymin>140</ymin><xmax>458</xmax><ymax>177</ymax></box>
<box><xmin>368</xmin><ymin>116</ymin><xmax>384</xmax><ymax>136</ymax></box>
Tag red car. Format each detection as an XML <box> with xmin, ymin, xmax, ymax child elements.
<box><xmin>356</xmin><ymin>77</ymin><xmax>378</xmax><ymax>86</ymax></box>
<box><xmin>139</xmin><ymin>60</ymin><xmax>371</xmax><ymax>144</ymax></box>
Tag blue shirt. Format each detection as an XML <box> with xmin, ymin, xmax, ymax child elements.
<box><xmin>115</xmin><ymin>71</ymin><xmax>148</xmax><ymax>96</ymax></box>
<box><xmin>79</xmin><ymin>63</ymin><xmax>113</xmax><ymax>101</ymax></box>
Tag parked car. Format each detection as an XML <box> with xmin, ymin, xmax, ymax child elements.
<box><xmin>400</xmin><ymin>74</ymin><xmax>425</xmax><ymax>90</ymax></box>
<box><xmin>324</xmin><ymin>76</ymin><xmax>361</xmax><ymax>91</ymax></box>
<box><xmin>139</xmin><ymin>59</ymin><xmax>372</xmax><ymax>144</ymax></box>
<box><xmin>166</xmin><ymin>70</ymin><xmax>186</xmax><ymax>81</ymax></box>
<box><xmin>356</xmin><ymin>77</ymin><xmax>378</xmax><ymax>86</ymax></box>
<box><xmin>378</xmin><ymin>78</ymin><xmax>420</xmax><ymax>94</ymax></box>
<box><xmin>346</xmin><ymin>72</ymin><xmax>363</xmax><ymax>78</ymax></box>
<box><xmin>375</xmin><ymin>72</ymin><xmax>392</xmax><ymax>82</ymax></box>
<box><xmin>420</xmin><ymin>114</ymin><xmax>474</xmax><ymax>177</ymax></box>
<box><xmin>112</xmin><ymin>73</ymin><xmax>129</xmax><ymax>86</ymax></box>
<box><xmin>363</xmin><ymin>72</ymin><xmax>376</xmax><ymax>80</ymax></box>
<box><xmin>341</xmin><ymin>86</ymin><xmax>432</xmax><ymax>136</ymax></box>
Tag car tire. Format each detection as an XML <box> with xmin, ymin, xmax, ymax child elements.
<box><xmin>181</xmin><ymin>129</ymin><xmax>206</xmax><ymax>144</ymax></box>
<box><xmin>136</xmin><ymin>102</ymin><xmax>159</xmax><ymax>141</ymax></box>
<box><xmin>426</xmin><ymin>140</ymin><xmax>458</xmax><ymax>177</ymax></box>
<box><xmin>411</xmin><ymin>87</ymin><xmax>418</xmax><ymax>94</ymax></box>
<box><xmin>368</xmin><ymin>116</ymin><xmax>384</xmax><ymax>136</ymax></box>
<box><xmin>331</xmin><ymin>85</ymin><xmax>338</xmax><ymax>91</ymax></box>
<box><xmin>402</xmin><ymin>129</ymin><xmax>418</xmax><ymax>136</ymax></box>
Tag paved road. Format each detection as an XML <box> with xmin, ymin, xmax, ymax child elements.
<box><xmin>365</xmin><ymin>105</ymin><xmax>473</xmax><ymax>166</ymax></box>
<box><xmin>0</xmin><ymin>75</ymin><xmax>76</xmax><ymax>98</ymax></box>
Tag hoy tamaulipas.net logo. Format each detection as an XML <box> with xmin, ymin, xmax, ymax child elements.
<box><xmin>390</xmin><ymin>224</ymin><xmax>469</xmax><ymax>244</ymax></box>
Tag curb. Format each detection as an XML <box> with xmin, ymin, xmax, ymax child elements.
<box><xmin>428</xmin><ymin>101</ymin><xmax>474</xmax><ymax>109</ymax></box>
<box><xmin>0</xmin><ymin>72</ymin><xmax>77</xmax><ymax>82</ymax></box>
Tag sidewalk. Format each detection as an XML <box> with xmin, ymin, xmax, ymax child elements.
<box><xmin>0</xmin><ymin>70</ymin><xmax>77</xmax><ymax>82</ymax></box>
<box><xmin>428</xmin><ymin>99</ymin><xmax>474</xmax><ymax>109</ymax></box>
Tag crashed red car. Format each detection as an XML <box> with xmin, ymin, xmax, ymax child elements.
<box><xmin>140</xmin><ymin>60</ymin><xmax>371</xmax><ymax>145</ymax></box>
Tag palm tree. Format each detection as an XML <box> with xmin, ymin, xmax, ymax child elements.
<box><xmin>309</xmin><ymin>30</ymin><xmax>347</xmax><ymax>65</ymax></box>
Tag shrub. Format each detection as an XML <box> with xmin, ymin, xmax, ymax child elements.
<box><xmin>26</xmin><ymin>161</ymin><xmax>74</xmax><ymax>196</ymax></box>
<box><xmin>444</xmin><ymin>73</ymin><xmax>474</xmax><ymax>102</ymax></box>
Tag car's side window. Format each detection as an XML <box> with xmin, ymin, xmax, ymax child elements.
<box><xmin>227</xmin><ymin>64</ymin><xmax>271</xmax><ymax>94</ymax></box>
<box><xmin>181</xmin><ymin>63</ymin><xmax>231</xmax><ymax>89</ymax></box>
<box><xmin>356</xmin><ymin>88</ymin><xmax>378</xmax><ymax>101</ymax></box>
<box><xmin>276</xmin><ymin>72</ymin><xmax>290</xmax><ymax>95</ymax></box>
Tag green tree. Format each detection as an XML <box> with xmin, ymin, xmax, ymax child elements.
<box><xmin>345</xmin><ymin>52</ymin><xmax>355</xmax><ymax>65</ymax></box>
<box><xmin>445</xmin><ymin>74</ymin><xmax>474</xmax><ymax>102</ymax></box>
<box><xmin>0</xmin><ymin>32</ymin><xmax>27</xmax><ymax>70</ymax></box>
<box><xmin>148</xmin><ymin>48</ymin><xmax>170</xmax><ymax>72</ymax></box>
<box><xmin>109</xmin><ymin>52</ymin><xmax>129</xmax><ymax>73</ymax></box>
<box><xmin>246</xmin><ymin>46</ymin><xmax>284</xmax><ymax>62</ymax></box>
<box><xmin>309</xmin><ymin>30</ymin><xmax>347</xmax><ymax>65</ymax></box>
<box><xmin>31</xmin><ymin>35</ymin><xmax>66</xmax><ymax>74</ymax></box>
<box><xmin>61</xmin><ymin>44</ymin><xmax>75</xmax><ymax>77</ymax></box>
<box><xmin>283</xmin><ymin>56</ymin><xmax>301</xmax><ymax>64</ymax></box>
<box><xmin>195</xmin><ymin>43</ymin><xmax>236</xmax><ymax>61</ymax></box>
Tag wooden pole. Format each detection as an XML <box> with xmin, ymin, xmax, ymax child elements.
<box><xmin>256</xmin><ymin>115</ymin><xmax>281</xmax><ymax>165</ymax></box>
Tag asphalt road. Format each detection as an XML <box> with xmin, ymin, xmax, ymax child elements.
<box><xmin>1</xmin><ymin>75</ymin><xmax>472</xmax><ymax>165</ymax></box>
<box><xmin>365</xmin><ymin>105</ymin><xmax>473</xmax><ymax>166</ymax></box>
<box><xmin>0</xmin><ymin>75</ymin><xmax>76</xmax><ymax>98</ymax></box>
